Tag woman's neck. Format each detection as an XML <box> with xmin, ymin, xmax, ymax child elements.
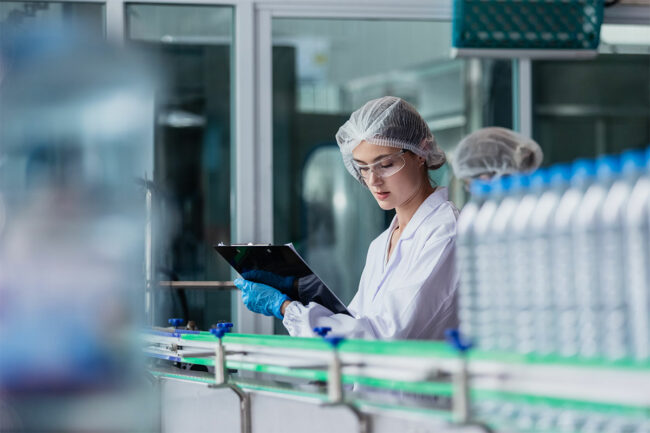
<box><xmin>394</xmin><ymin>181</ymin><xmax>436</xmax><ymax>230</ymax></box>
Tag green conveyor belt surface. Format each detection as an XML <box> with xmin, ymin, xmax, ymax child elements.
<box><xmin>149</xmin><ymin>331</ymin><xmax>650</xmax><ymax>419</ymax></box>
<box><xmin>171</xmin><ymin>357</ymin><xmax>454</xmax><ymax>396</ymax></box>
<box><xmin>178</xmin><ymin>332</ymin><xmax>650</xmax><ymax>371</ymax></box>
<box><xmin>149</xmin><ymin>369</ymin><xmax>649</xmax><ymax>420</ymax></box>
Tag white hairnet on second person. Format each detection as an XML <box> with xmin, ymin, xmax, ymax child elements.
<box><xmin>335</xmin><ymin>96</ymin><xmax>446</xmax><ymax>183</ymax></box>
<box><xmin>451</xmin><ymin>127</ymin><xmax>544</xmax><ymax>180</ymax></box>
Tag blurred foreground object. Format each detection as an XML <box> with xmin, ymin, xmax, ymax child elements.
<box><xmin>0</xmin><ymin>22</ymin><xmax>158</xmax><ymax>432</ymax></box>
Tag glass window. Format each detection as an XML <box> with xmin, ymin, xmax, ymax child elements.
<box><xmin>0</xmin><ymin>2</ymin><xmax>104</xmax><ymax>35</ymax></box>
<box><xmin>272</xmin><ymin>18</ymin><xmax>512</xmax><ymax>332</ymax></box>
<box><xmin>126</xmin><ymin>4</ymin><xmax>234</xmax><ymax>329</ymax></box>
<box><xmin>532</xmin><ymin>24</ymin><xmax>650</xmax><ymax>163</ymax></box>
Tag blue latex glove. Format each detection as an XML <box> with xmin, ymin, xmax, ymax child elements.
<box><xmin>241</xmin><ymin>270</ymin><xmax>295</xmax><ymax>291</ymax></box>
<box><xmin>234</xmin><ymin>278</ymin><xmax>289</xmax><ymax>319</ymax></box>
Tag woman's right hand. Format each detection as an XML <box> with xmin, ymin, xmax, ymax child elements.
<box><xmin>234</xmin><ymin>278</ymin><xmax>290</xmax><ymax>319</ymax></box>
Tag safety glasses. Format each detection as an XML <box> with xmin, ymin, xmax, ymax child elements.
<box><xmin>354</xmin><ymin>150</ymin><xmax>407</xmax><ymax>181</ymax></box>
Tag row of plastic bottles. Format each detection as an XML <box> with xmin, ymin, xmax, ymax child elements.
<box><xmin>458</xmin><ymin>147</ymin><xmax>650</xmax><ymax>361</ymax></box>
<box><xmin>474</xmin><ymin>401</ymin><xmax>650</xmax><ymax>433</ymax></box>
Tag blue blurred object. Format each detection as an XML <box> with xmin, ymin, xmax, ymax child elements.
<box><xmin>168</xmin><ymin>318</ymin><xmax>185</xmax><ymax>327</ymax></box>
<box><xmin>0</xmin><ymin>20</ymin><xmax>155</xmax><ymax>393</ymax></box>
<box><xmin>0</xmin><ymin>18</ymin><xmax>158</xmax><ymax>433</ymax></box>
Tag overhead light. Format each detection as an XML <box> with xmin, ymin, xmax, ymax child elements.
<box><xmin>600</xmin><ymin>24</ymin><xmax>650</xmax><ymax>46</ymax></box>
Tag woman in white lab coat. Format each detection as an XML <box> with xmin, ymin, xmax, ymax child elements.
<box><xmin>234</xmin><ymin>96</ymin><xmax>459</xmax><ymax>340</ymax></box>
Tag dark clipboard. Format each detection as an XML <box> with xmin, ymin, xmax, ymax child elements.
<box><xmin>214</xmin><ymin>244</ymin><xmax>351</xmax><ymax>316</ymax></box>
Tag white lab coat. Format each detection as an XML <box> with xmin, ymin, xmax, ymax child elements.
<box><xmin>283</xmin><ymin>187</ymin><xmax>459</xmax><ymax>340</ymax></box>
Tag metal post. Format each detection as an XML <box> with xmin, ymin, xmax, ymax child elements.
<box><xmin>327</xmin><ymin>351</ymin><xmax>343</xmax><ymax>403</ymax></box>
<box><xmin>144</xmin><ymin>175</ymin><xmax>155</xmax><ymax>327</ymax></box>
<box><xmin>215</xmin><ymin>338</ymin><xmax>226</xmax><ymax>385</ymax></box>
<box><xmin>452</xmin><ymin>357</ymin><xmax>471</xmax><ymax>424</ymax></box>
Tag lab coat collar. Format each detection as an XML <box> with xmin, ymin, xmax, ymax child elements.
<box><xmin>390</xmin><ymin>187</ymin><xmax>449</xmax><ymax>241</ymax></box>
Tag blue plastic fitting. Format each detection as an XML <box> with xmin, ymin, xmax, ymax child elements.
<box><xmin>324</xmin><ymin>336</ymin><xmax>345</xmax><ymax>349</ymax></box>
<box><xmin>217</xmin><ymin>322</ymin><xmax>234</xmax><ymax>333</ymax></box>
<box><xmin>313</xmin><ymin>327</ymin><xmax>332</xmax><ymax>337</ymax></box>
<box><xmin>444</xmin><ymin>329</ymin><xmax>473</xmax><ymax>353</ymax></box>
<box><xmin>168</xmin><ymin>318</ymin><xmax>184</xmax><ymax>327</ymax></box>
<box><xmin>210</xmin><ymin>327</ymin><xmax>226</xmax><ymax>339</ymax></box>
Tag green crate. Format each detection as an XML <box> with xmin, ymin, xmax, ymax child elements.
<box><xmin>452</xmin><ymin>0</ymin><xmax>605</xmax><ymax>50</ymax></box>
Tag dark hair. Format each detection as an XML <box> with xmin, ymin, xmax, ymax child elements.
<box><xmin>405</xmin><ymin>150</ymin><xmax>445</xmax><ymax>171</ymax></box>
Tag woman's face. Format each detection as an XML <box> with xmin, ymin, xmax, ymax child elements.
<box><xmin>352</xmin><ymin>140</ymin><xmax>425</xmax><ymax>210</ymax></box>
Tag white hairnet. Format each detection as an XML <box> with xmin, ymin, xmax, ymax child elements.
<box><xmin>335</xmin><ymin>96</ymin><xmax>446</xmax><ymax>183</ymax></box>
<box><xmin>451</xmin><ymin>127</ymin><xmax>543</xmax><ymax>180</ymax></box>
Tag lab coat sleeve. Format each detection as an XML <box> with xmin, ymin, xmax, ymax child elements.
<box><xmin>282</xmin><ymin>301</ymin><xmax>380</xmax><ymax>338</ymax></box>
<box><xmin>282</xmin><ymin>224</ymin><xmax>459</xmax><ymax>340</ymax></box>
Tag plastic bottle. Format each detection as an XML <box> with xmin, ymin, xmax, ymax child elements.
<box><xmin>599</xmin><ymin>151</ymin><xmax>641</xmax><ymax>360</ymax></box>
<box><xmin>509</xmin><ymin>173</ymin><xmax>539</xmax><ymax>354</ymax></box>
<box><xmin>528</xmin><ymin>165</ymin><xmax>570</xmax><ymax>356</ymax></box>
<box><xmin>534</xmin><ymin>405</ymin><xmax>558</xmax><ymax>433</ymax></box>
<box><xmin>553</xmin><ymin>159</ymin><xmax>595</xmax><ymax>358</ymax></box>
<box><xmin>489</xmin><ymin>176</ymin><xmax>520</xmax><ymax>351</ymax></box>
<box><xmin>624</xmin><ymin>148</ymin><xmax>650</xmax><ymax>361</ymax></box>
<box><xmin>472</xmin><ymin>178</ymin><xmax>505</xmax><ymax>350</ymax></box>
<box><xmin>573</xmin><ymin>155</ymin><xmax>619</xmax><ymax>359</ymax></box>
<box><xmin>457</xmin><ymin>180</ymin><xmax>491</xmax><ymax>342</ymax></box>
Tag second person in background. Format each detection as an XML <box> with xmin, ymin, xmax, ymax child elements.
<box><xmin>452</xmin><ymin>126</ymin><xmax>544</xmax><ymax>188</ymax></box>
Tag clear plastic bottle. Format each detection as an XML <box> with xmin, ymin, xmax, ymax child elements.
<box><xmin>472</xmin><ymin>179</ymin><xmax>504</xmax><ymax>350</ymax></box>
<box><xmin>534</xmin><ymin>405</ymin><xmax>558</xmax><ymax>433</ymax></box>
<box><xmin>509</xmin><ymin>173</ymin><xmax>539</xmax><ymax>354</ymax></box>
<box><xmin>556</xmin><ymin>409</ymin><xmax>586</xmax><ymax>433</ymax></box>
<box><xmin>582</xmin><ymin>414</ymin><xmax>609</xmax><ymax>433</ymax></box>
<box><xmin>490</xmin><ymin>176</ymin><xmax>520</xmax><ymax>351</ymax></box>
<box><xmin>457</xmin><ymin>180</ymin><xmax>491</xmax><ymax>342</ymax></box>
<box><xmin>553</xmin><ymin>159</ymin><xmax>595</xmax><ymax>358</ymax></box>
<box><xmin>623</xmin><ymin>148</ymin><xmax>650</xmax><ymax>361</ymax></box>
<box><xmin>529</xmin><ymin>165</ymin><xmax>570</xmax><ymax>356</ymax></box>
<box><xmin>515</xmin><ymin>402</ymin><xmax>539</xmax><ymax>431</ymax></box>
<box><xmin>600</xmin><ymin>151</ymin><xmax>639</xmax><ymax>360</ymax></box>
<box><xmin>572</xmin><ymin>155</ymin><xmax>619</xmax><ymax>359</ymax></box>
